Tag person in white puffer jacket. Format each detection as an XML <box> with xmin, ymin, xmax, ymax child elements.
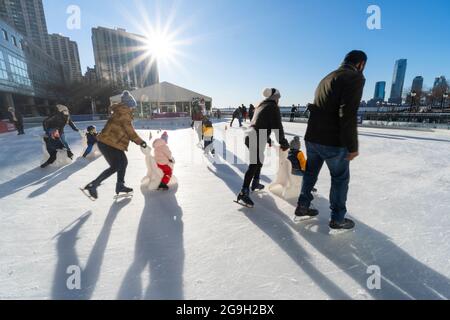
<box><xmin>153</xmin><ymin>132</ymin><xmax>174</xmax><ymax>190</ymax></box>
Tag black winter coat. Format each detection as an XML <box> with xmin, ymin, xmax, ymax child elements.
<box><xmin>43</xmin><ymin>112</ymin><xmax>78</xmax><ymax>134</ymax></box>
<box><xmin>305</xmin><ymin>64</ymin><xmax>365</xmax><ymax>153</ymax></box>
<box><xmin>250</xmin><ymin>99</ymin><xmax>289</xmax><ymax>148</ymax></box>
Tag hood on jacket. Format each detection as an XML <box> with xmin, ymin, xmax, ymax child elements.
<box><xmin>153</xmin><ymin>138</ymin><xmax>167</xmax><ymax>148</ymax></box>
<box><xmin>111</xmin><ymin>103</ymin><xmax>134</xmax><ymax>115</ymax></box>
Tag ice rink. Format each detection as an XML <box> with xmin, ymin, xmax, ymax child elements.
<box><xmin>1</xmin><ymin>120</ymin><xmax>450</xmax><ymax>300</ymax></box>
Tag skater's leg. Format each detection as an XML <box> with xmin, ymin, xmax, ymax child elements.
<box><xmin>230</xmin><ymin>117</ymin><xmax>234</xmax><ymax>127</ymax></box>
<box><xmin>116</xmin><ymin>151</ymin><xmax>128</xmax><ymax>185</ymax></box>
<box><xmin>83</xmin><ymin>144</ymin><xmax>94</xmax><ymax>158</ymax></box>
<box><xmin>91</xmin><ymin>142</ymin><xmax>120</xmax><ymax>185</ymax></box>
<box><xmin>298</xmin><ymin>142</ymin><xmax>324</xmax><ymax>208</ymax></box>
<box><xmin>60</xmin><ymin>133</ymin><xmax>70</xmax><ymax>150</ymax></box>
<box><xmin>324</xmin><ymin>148</ymin><xmax>350</xmax><ymax>224</ymax></box>
<box><xmin>41</xmin><ymin>151</ymin><xmax>57</xmax><ymax>167</ymax></box>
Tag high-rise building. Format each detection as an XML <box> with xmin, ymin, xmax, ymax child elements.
<box><xmin>411</xmin><ymin>76</ymin><xmax>424</xmax><ymax>93</ymax></box>
<box><xmin>433</xmin><ymin>76</ymin><xmax>448</xmax><ymax>90</ymax></box>
<box><xmin>92</xmin><ymin>26</ymin><xmax>159</xmax><ymax>88</ymax></box>
<box><xmin>389</xmin><ymin>59</ymin><xmax>407</xmax><ymax>104</ymax></box>
<box><xmin>0</xmin><ymin>18</ymin><xmax>64</xmax><ymax>118</ymax></box>
<box><xmin>373</xmin><ymin>81</ymin><xmax>386</xmax><ymax>101</ymax></box>
<box><xmin>48</xmin><ymin>34</ymin><xmax>82</xmax><ymax>84</ymax></box>
<box><xmin>84</xmin><ymin>66</ymin><xmax>98</xmax><ymax>85</ymax></box>
<box><xmin>0</xmin><ymin>0</ymin><xmax>50</xmax><ymax>54</ymax></box>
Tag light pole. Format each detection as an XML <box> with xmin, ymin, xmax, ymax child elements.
<box><xmin>85</xmin><ymin>96</ymin><xmax>97</xmax><ymax>119</ymax></box>
<box><xmin>442</xmin><ymin>92</ymin><xmax>448</xmax><ymax>113</ymax></box>
<box><xmin>410</xmin><ymin>91</ymin><xmax>417</xmax><ymax>113</ymax></box>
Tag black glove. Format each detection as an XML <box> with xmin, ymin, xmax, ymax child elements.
<box><xmin>280</xmin><ymin>139</ymin><xmax>290</xmax><ymax>151</ymax></box>
<box><xmin>140</xmin><ymin>141</ymin><xmax>147</xmax><ymax>149</ymax></box>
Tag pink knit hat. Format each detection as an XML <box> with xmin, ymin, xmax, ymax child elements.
<box><xmin>161</xmin><ymin>131</ymin><xmax>168</xmax><ymax>143</ymax></box>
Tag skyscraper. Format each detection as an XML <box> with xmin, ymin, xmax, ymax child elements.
<box><xmin>92</xmin><ymin>27</ymin><xmax>159</xmax><ymax>88</ymax></box>
<box><xmin>389</xmin><ymin>59</ymin><xmax>407</xmax><ymax>104</ymax></box>
<box><xmin>374</xmin><ymin>81</ymin><xmax>386</xmax><ymax>101</ymax></box>
<box><xmin>411</xmin><ymin>76</ymin><xmax>424</xmax><ymax>93</ymax></box>
<box><xmin>0</xmin><ymin>0</ymin><xmax>50</xmax><ymax>54</ymax></box>
<box><xmin>433</xmin><ymin>76</ymin><xmax>448</xmax><ymax>90</ymax></box>
<box><xmin>48</xmin><ymin>34</ymin><xmax>82</xmax><ymax>84</ymax></box>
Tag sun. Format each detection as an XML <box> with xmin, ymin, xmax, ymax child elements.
<box><xmin>144</xmin><ymin>30</ymin><xmax>176</xmax><ymax>61</ymax></box>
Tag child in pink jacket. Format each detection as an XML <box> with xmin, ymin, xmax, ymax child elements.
<box><xmin>153</xmin><ymin>132</ymin><xmax>174</xmax><ymax>190</ymax></box>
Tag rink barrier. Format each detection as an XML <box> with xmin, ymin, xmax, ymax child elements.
<box><xmin>0</xmin><ymin>120</ymin><xmax>16</xmax><ymax>133</ymax></box>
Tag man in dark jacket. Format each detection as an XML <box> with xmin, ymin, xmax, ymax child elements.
<box><xmin>8</xmin><ymin>107</ymin><xmax>25</xmax><ymax>135</ymax></box>
<box><xmin>230</xmin><ymin>107</ymin><xmax>242</xmax><ymax>127</ymax></box>
<box><xmin>248</xmin><ymin>104</ymin><xmax>255</xmax><ymax>121</ymax></box>
<box><xmin>43</xmin><ymin>105</ymin><xmax>79</xmax><ymax>159</ymax></box>
<box><xmin>236</xmin><ymin>88</ymin><xmax>290</xmax><ymax>208</ymax></box>
<box><xmin>296</xmin><ymin>50</ymin><xmax>367</xmax><ymax>231</ymax></box>
<box><xmin>290</xmin><ymin>105</ymin><xmax>297</xmax><ymax>122</ymax></box>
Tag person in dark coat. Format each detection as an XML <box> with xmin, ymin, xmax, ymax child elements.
<box><xmin>248</xmin><ymin>104</ymin><xmax>255</xmax><ymax>121</ymax></box>
<box><xmin>290</xmin><ymin>104</ymin><xmax>298</xmax><ymax>122</ymax></box>
<box><xmin>43</xmin><ymin>105</ymin><xmax>79</xmax><ymax>159</ymax></box>
<box><xmin>296</xmin><ymin>50</ymin><xmax>367</xmax><ymax>231</ymax></box>
<box><xmin>8</xmin><ymin>107</ymin><xmax>25</xmax><ymax>135</ymax></box>
<box><xmin>241</xmin><ymin>104</ymin><xmax>248</xmax><ymax>122</ymax></box>
<box><xmin>236</xmin><ymin>88</ymin><xmax>289</xmax><ymax>208</ymax></box>
<box><xmin>230</xmin><ymin>107</ymin><xmax>243</xmax><ymax>127</ymax></box>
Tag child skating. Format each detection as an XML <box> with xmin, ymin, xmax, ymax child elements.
<box><xmin>202</xmin><ymin>117</ymin><xmax>215</xmax><ymax>154</ymax></box>
<box><xmin>82</xmin><ymin>125</ymin><xmax>98</xmax><ymax>158</ymax></box>
<box><xmin>41</xmin><ymin>129</ymin><xmax>65</xmax><ymax>168</ymax></box>
<box><xmin>153</xmin><ymin>132</ymin><xmax>175</xmax><ymax>191</ymax></box>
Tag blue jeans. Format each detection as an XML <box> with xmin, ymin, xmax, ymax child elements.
<box><xmin>83</xmin><ymin>144</ymin><xmax>95</xmax><ymax>157</ymax></box>
<box><xmin>298</xmin><ymin>142</ymin><xmax>350</xmax><ymax>223</ymax></box>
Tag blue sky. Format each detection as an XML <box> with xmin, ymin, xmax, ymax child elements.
<box><xmin>43</xmin><ymin>0</ymin><xmax>450</xmax><ymax>107</ymax></box>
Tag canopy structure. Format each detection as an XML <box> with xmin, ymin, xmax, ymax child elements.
<box><xmin>110</xmin><ymin>81</ymin><xmax>212</xmax><ymax>117</ymax></box>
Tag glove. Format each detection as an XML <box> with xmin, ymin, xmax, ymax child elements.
<box><xmin>280</xmin><ymin>142</ymin><xmax>290</xmax><ymax>151</ymax></box>
<box><xmin>140</xmin><ymin>141</ymin><xmax>147</xmax><ymax>149</ymax></box>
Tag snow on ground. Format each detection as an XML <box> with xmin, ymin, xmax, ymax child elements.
<box><xmin>1</xmin><ymin>120</ymin><xmax>450</xmax><ymax>300</ymax></box>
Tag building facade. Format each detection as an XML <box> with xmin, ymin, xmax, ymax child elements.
<box><xmin>411</xmin><ymin>76</ymin><xmax>424</xmax><ymax>93</ymax></box>
<box><xmin>389</xmin><ymin>59</ymin><xmax>407</xmax><ymax>104</ymax></box>
<box><xmin>48</xmin><ymin>33</ymin><xmax>82</xmax><ymax>84</ymax></box>
<box><xmin>374</xmin><ymin>81</ymin><xmax>386</xmax><ymax>101</ymax></box>
<box><xmin>0</xmin><ymin>0</ymin><xmax>51</xmax><ymax>54</ymax></box>
<box><xmin>84</xmin><ymin>66</ymin><xmax>97</xmax><ymax>85</ymax></box>
<box><xmin>0</xmin><ymin>18</ymin><xmax>64</xmax><ymax>118</ymax></box>
<box><xmin>92</xmin><ymin>26</ymin><xmax>159</xmax><ymax>89</ymax></box>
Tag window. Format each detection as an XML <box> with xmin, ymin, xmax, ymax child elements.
<box><xmin>2</xmin><ymin>29</ymin><xmax>8</xmax><ymax>41</ymax></box>
<box><xmin>0</xmin><ymin>52</ymin><xmax>8</xmax><ymax>80</ymax></box>
<box><xmin>11</xmin><ymin>35</ymin><xmax>17</xmax><ymax>47</ymax></box>
<box><xmin>8</xmin><ymin>55</ymin><xmax>31</xmax><ymax>86</ymax></box>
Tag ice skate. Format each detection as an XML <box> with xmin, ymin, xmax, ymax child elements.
<box><xmin>329</xmin><ymin>218</ymin><xmax>355</xmax><ymax>235</ymax></box>
<box><xmin>294</xmin><ymin>205</ymin><xmax>319</xmax><ymax>222</ymax></box>
<box><xmin>235</xmin><ymin>188</ymin><xmax>254</xmax><ymax>208</ymax></box>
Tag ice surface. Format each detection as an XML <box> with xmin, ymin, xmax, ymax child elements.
<box><xmin>1</xmin><ymin>121</ymin><xmax>450</xmax><ymax>300</ymax></box>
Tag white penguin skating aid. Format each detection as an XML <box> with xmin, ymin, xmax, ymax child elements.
<box><xmin>140</xmin><ymin>144</ymin><xmax>178</xmax><ymax>191</ymax></box>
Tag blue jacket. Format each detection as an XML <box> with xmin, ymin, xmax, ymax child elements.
<box><xmin>86</xmin><ymin>132</ymin><xmax>98</xmax><ymax>145</ymax></box>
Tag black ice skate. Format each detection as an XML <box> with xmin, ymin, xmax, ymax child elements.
<box><xmin>114</xmin><ymin>183</ymin><xmax>133</xmax><ymax>199</ymax></box>
<box><xmin>329</xmin><ymin>218</ymin><xmax>355</xmax><ymax>235</ymax></box>
<box><xmin>294</xmin><ymin>205</ymin><xmax>319</xmax><ymax>222</ymax></box>
<box><xmin>67</xmin><ymin>150</ymin><xmax>74</xmax><ymax>160</ymax></box>
<box><xmin>251</xmin><ymin>180</ymin><xmax>265</xmax><ymax>192</ymax></box>
<box><xmin>158</xmin><ymin>182</ymin><xmax>169</xmax><ymax>191</ymax></box>
<box><xmin>235</xmin><ymin>188</ymin><xmax>254</xmax><ymax>208</ymax></box>
<box><xmin>81</xmin><ymin>183</ymin><xmax>98</xmax><ymax>201</ymax></box>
